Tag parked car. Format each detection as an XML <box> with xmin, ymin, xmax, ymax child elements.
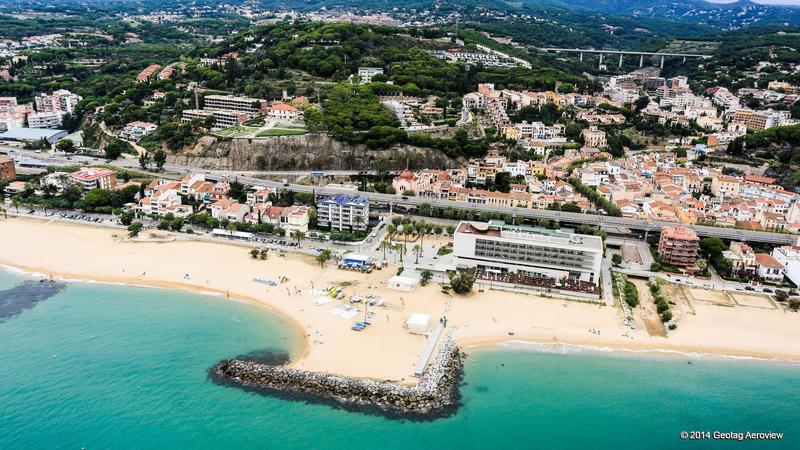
<box><xmin>744</xmin><ymin>286</ymin><xmax>755</xmax><ymax>291</ymax></box>
<box><xmin>762</xmin><ymin>288</ymin><xmax>773</xmax><ymax>293</ymax></box>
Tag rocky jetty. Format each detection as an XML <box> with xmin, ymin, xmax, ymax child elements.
<box><xmin>211</xmin><ymin>339</ymin><xmax>464</xmax><ymax>420</ymax></box>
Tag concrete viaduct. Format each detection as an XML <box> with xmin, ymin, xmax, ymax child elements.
<box><xmin>539</xmin><ymin>48</ymin><xmax>713</xmax><ymax>69</ymax></box>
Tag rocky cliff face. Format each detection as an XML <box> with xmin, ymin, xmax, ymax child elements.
<box><xmin>167</xmin><ymin>133</ymin><xmax>457</xmax><ymax>171</ymax></box>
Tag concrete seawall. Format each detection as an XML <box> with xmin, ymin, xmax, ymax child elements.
<box><xmin>211</xmin><ymin>339</ymin><xmax>465</xmax><ymax>420</ymax></box>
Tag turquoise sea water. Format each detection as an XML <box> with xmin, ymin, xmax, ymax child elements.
<box><xmin>1</xmin><ymin>268</ymin><xmax>798</xmax><ymax>449</ymax></box>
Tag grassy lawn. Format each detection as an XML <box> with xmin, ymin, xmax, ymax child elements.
<box><xmin>255</xmin><ymin>128</ymin><xmax>307</xmax><ymax>137</ymax></box>
<box><xmin>214</xmin><ymin>125</ymin><xmax>261</xmax><ymax>138</ymax></box>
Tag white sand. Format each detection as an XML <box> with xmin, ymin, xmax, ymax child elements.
<box><xmin>2</xmin><ymin>216</ymin><xmax>800</xmax><ymax>383</ymax></box>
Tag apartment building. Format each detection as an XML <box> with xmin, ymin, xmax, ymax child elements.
<box><xmin>211</xmin><ymin>199</ymin><xmax>250</xmax><ymax>222</ymax></box>
<box><xmin>68</xmin><ymin>167</ymin><xmax>117</xmax><ymax>190</ymax></box>
<box><xmin>203</xmin><ymin>94</ymin><xmax>265</xmax><ymax>117</ymax></box>
<box><xmin>731</xmin><ymin>109</ymin><xmax>790</xmax><ymax>131</ymax></box>
<box><xmin>27</xmin><ymin>111</ymin><xmax>62</xmax><ymax>128</ymax></box>
<box><xmin>357</xmin><ymin>67</ymin><xmax>383</xmax><ymax>84</ymax></box>
<box><xmin>181</xmin><ymin>109</ymin><xmax>248</xmax><ymax>129</ymax></box>
<box><xmin>34</xmin><ymin>90</ymin><xmax>81</xmax><ymax>114</ymax></box>
<box><xmin>452</xmin><ymin>220</ymin><xmax>603</xmax><ymax>290</ymax></box>
<box><xmin>316</xmin><ymin>194</ymin><xmax>370</xmax><ymax>231</ymax></box>
<box><xmin>581</xmin><ymin>125</ymin><xmax>607</xmax><ymax>148</ymax></box>
<box><xmin>711</xmin><ymin>175</ymin><xmax>741</xmax><ymax>198</ymax></box>
<box><xmin>0</xmin><ymin>154</ymin><xmax>16</xmax><ymax>181</ymax></box>
<box><xmin>121</xmin><ymin>121</ymin><xmax>157</xmax><ymax>141</ymax></box>
<box><xmin>157</xmin><ymin>66</ymin><xmax>174</xmax><ymax>80</ymax></box>
<box><xmin>772</xmin><ymin>245</ymin><xmax>800</xmax><ymax>287</ymax></box>
<box><xmin>657</xmin><ymin>226</ymin><xmax>700</xmax><ymax>268</ymax></box>
<box><xmin>138</xmin><ymin>181</ymin><xmax>191</xmax><ymax>217</ymax></box>
<box><xmin>136</xmin><ymin>64</ymin><xmax>162</xmax><ymax>82</ymax></box>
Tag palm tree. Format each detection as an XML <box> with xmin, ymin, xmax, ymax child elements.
<box><xmin>0</xmin><ymin>206</ymin><xmax>6</xmax><ymax>219</ymax></box>
<box><xmin>11</xmin><ymin>198</ymin><xmax>20</xmax><ymax>213</ymax></box>
<box><xmin>291</xmin><ymin>230</ymin><xmax>306</xmax><ymax>247</ymax></box>
<box><xmin>381</xmin><ymin>236</ymin><xmax>391</xmax><ymax>260</ymax></box>
<box><xmin>386</xmin><ymin>223</ymin><xmax>396</xmax><ymax>239</ymax></box>
<box><xmin>413</xmin><ymin>244</ymin><xmax>422</xmax><ymax>264</ymax></box>
<box><xmin>316</xmin><ymin>249</ymin><xmax>331</xmax><ymax>268</ymax></box>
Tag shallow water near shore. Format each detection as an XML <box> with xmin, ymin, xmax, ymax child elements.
<box><xmin>1</xmin><ymin>269</ymin><xmax>798</xmax><ymax>449</ymax></box>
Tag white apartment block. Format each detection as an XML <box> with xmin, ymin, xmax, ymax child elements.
<box><xmin>203</xmin><ymin>94</ymin><xmax>265</xmax><ymax>117</ymax></box>
<box><xmin>357</xmin><ymin>67</ymin><xmax>384</xmax><ymax>84</ymax></box>
<box><xmin>772</xmin><ymin>245</ymin><xmax>800</xmax><ymax>287</ymax></box>
<box><xmin>316</xmin><ymin>194</ymin><xmax>370</xmax><ymax>231</ymax></box>
<box><xmin>121</xmin><ymin>121</ymin><xmax>157</xmax><ymax>141</ymax></box>
<box><xmin>181</xmin><ymin>109</ymin><xmax>247</xmax><ymax>129</ymax></box>
<box><xmin>27</xmin><ymin>111</ymin><xmax>62</xmax><ymax>129</ymax></box>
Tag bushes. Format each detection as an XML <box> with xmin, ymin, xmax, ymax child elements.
<box><xmin>623</xmin><ymin>281</ymin><xmax>639</xmax><ymax>308</ymax></box>
<box><xmin>649</xmin><ymin>281</ymin><xmax>676</xmax><ymax>325</ymax></box>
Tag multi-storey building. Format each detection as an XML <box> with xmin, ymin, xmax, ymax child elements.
<box><xmin>136</xmin><ymin>64</ymin><xmax>162</xmax><ymax>82</ymax></box>
<box><xmin>657</xmin><ymin>226</ymin><xmax>699</xmax><ymax>268</ymax></box>
<box><xmin>68</xmin><ymin>167</ymin><xmax>117</xmax><ymax>191</ymax></box>
<box><xmin>316</xmin><ymin>194</ymin><xmax>369</xmax><ymax>231</ymax></box>
<box><xmin>581</xmin><ymin>125</ymin><xmax>607</xmax><ymax>148</ymax></box>
<box><xmin>356</xmin><ymin>67</ymin><xmax>383</xmax><ymax>84</ymax></box>
<box><xmin>121</xmin><ymin>121</ymin><xmax>157</xmax><ymax>141</ymax></box>
<box><xmin>203</xmin><ymin>94</ymin><xmax>265</xmax><ymax>117</ymax></box>
<box><xmin>452</xmin><ymin>220</ymin><xmax>603</xmax><ymax>290</ymax></box>
<box><xmin>0</xmin><ymin>154</ymin><xmax>16</xmax><ymax>181</ymax></box>
<box><xmin>181</xmin><ymin>109</ymin><xmax>248</xmax><ymax>129</ymax></box>
<box><xmin>27</xmin><ymin>111</ymin><xmax>62</xmax><ymax>128</ymax></box>
<box><xmin>731</xmin><ymin>109</ymin><xmax>790</xmax><ymax>131</ymax></box>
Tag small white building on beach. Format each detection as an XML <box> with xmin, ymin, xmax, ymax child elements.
<box><xmin>386</xmin><ymin>275</ymin><xmax>419</xmax><ymax>292</ymax></box>
<box><xmin>405</xmin><ymin>313</ymin><xmax>430</xmax><ymax>335</ymax></box>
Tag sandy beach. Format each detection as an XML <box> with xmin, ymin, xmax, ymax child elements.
<box><xmin>2</xmin><ymin>216</ymin><xmax>800</xmax><ymax>383</ymax></box>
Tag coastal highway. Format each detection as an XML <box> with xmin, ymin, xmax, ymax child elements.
<box><xmin>5</xmin><ymin>147</ymin><xmax>799</xmax><ymax>245</ymax></box>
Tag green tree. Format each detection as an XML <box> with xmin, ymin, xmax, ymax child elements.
<box><xmin>420</xmin><ymin>269</ymin><xmax>433</xmax><ymax>286</ymax></box>
<box><xmin>127</xmin><ymin>221</ymin><xmax>143</xmax><ymax>237</ymax></box>
<box><xmin>153</xmin><ymin>150</ymin><xmax>167</xmax><ymax>171</ymax></box>
<box><xmin>84</xmin><ymin>189</ymin><xmax>113</xmax><ymax>209</ymax></box>
<box><xmin>291</xmin><ymin>229</ymin><xmax>306</xmax><ymax>246</ymax></box>
<box><xmin>612</xmin><ymin>254</ymin><xmax>623</xmax><ymax>266</ymax></box>
<box><xmin>139</xmin><ymin>151</ymin><xmax>151</xmax><ymax>170</ymax></box>
<box><xmin>119</xmin><ymin>210</ymin><xmax>135</xmax><ymax>226</ymax></box>
<box><xmin>700</xmin><ymin>237</ymin><xmax>726</xmax><ymax>257</ymax></box>
<box><xmin>104</xmin><ymin>140</ymin><xmax>126</xmax><ymax>160</ymax></box>
<box><xmin>316</xmin><ymin>249</ymin><xmax>332</xmax><ymax>268</ymax></box>
<box><xmin>55</xmin><ymin>139</ymin><xmax>76</xmax><ymax>153</ymax></box>
<box><xmin>449</xmin><ymin>269</ymin><xmax>476</xmax><ymax>295</ymax></box>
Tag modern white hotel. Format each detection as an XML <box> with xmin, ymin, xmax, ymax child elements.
<box><xmin>452</xmin><ymin>220</ymin><xmax>603</xmax><ymax>295</ymax></box>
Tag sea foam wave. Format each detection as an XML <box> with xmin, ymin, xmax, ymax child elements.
<box><xmin>496</xmin><ymin>339</ymin><xmax>800</xmax><ymax>366</ymax></box>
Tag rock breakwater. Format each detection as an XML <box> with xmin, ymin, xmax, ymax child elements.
<box><xmin>211</xmin><ymin>339</ymin><xmax>464</xmax><ymax>420</ymax></box>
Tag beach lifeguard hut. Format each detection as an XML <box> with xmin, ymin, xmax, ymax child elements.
<box><xmin>386</xmin><ymin>275</ymin><xmax>419</xmax><ymax>292</ymax></box>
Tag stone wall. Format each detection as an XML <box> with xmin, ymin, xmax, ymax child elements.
<box><xmin>211</xmin><ymin>339</ymin><xmax>464</xmax><ymax>420</ymax></box>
